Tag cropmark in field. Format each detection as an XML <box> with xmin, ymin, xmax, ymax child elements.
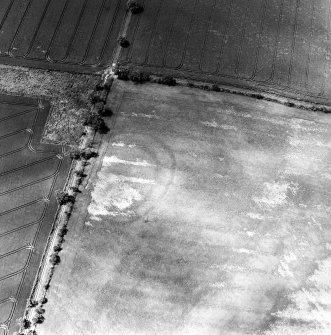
<box><xmin>38</xmin><ymin>81</ymin><xmax>331</xmax><ymax>335</ymax></box>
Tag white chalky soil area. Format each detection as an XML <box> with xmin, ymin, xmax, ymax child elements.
<box><xmin>40</xmin><ymin>82</ymin><xmax>331</xmax><ymax>335</ymax></box>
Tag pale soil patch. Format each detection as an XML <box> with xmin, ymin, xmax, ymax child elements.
<box><xmin>39</xmin><ymin>81</ymin><xmax>331</xmax><ymax>335</ymax></box>
<box><xmin>0</xmin><ymin>64</ymin><xmax>99</xmax><ymax>144</ymax></box>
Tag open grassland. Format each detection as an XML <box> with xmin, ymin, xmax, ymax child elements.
<box><xmin>39</xmin><ymin>81</ymin><xmax>331</xmax><ymax>335</ymax></box>
<box><xmin>0</xmin><ymin>0</ymin><xmax>126</xmax><ymax>73</ymax></box>
<box><xmin>120</xmin><ymin>0</ymin><xmax>331</xmax><ymax>104</ymax></box>
<box><xmin>0</xmin><ymin>95</ymin><xmax>70</xmax><ymax>335</ymax></box>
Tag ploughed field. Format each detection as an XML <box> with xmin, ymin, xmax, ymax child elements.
<box><xmin>120</xmin><ymin>0</ymin><xmax>331</xmax><ymax>104</ymax></box>
<box><xmin>0</xmin><ymin>96</ymin><xmax>70</xmax><ymax>335</ymax></box>
<box><xmin>0</xmin><ymin>0</ymin><xmax>126</xmax><ymax>73</ymax></box>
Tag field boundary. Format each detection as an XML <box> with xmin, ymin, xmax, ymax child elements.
<box><xmin>23</xmin><ymin>76</ymin><xmax>116</xmax><ymax>335</ymax></box>
<box><xmin>117</xmin><ymin>62</ymin><xmax>331</xmax><ymax>107</ymax></box>
<box><xmin>117</xmin><ymin>0</ymin><xmax>331</xmax><ymax>106</ymax></box>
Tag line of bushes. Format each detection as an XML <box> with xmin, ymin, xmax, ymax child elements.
<box><xmin>20</xmin><ymin>79</ymin><xmax>115</xmax><ymax>335</ymax></box>
<box><xmin>115</xmin><ymin>67</ymin><xmax>177</xmax><ymax>86</ymax></box>
<box><xmin>84</xmin><ymin>81</ymin><xmax>114</xmax><ymax>133</ymax></box>
<box><xmin>19</xmin><ymin>297</ymin><xmax>48</xmax><ymax>333</ymax></box>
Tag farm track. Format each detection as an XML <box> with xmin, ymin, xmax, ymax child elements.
<box><xmin>0</xmin><ymin>96</ymin><xmax>70</xmax><ymax>335</ymax></box>
<box><xmin>119</xmin><ymin>0</ymin><xmax>331</xmax><ymax>105</ymax></box>
<box><xmin>0</xmin><ymin>0</ymin><xmax>126</xmax><ymax>73</ymax></box>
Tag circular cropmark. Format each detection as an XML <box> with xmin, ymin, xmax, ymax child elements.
<box><xmin>88</xmin><ymin>131</ymin><xmax>177</xmax><ymax>224</ymax></box>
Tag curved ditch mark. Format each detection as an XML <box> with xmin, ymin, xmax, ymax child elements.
<box><xmin>96</xmin><ymin>125</ymin><xmax>177</xmax><ymax>223</ymax></box>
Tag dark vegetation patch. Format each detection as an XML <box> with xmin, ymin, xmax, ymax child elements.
<box><xmin>211</xmin><ymin>84</ymin><xmax>221</xmax><ymax>92</ymax></box>
<box><xmin>53</xmin><ymin>245</ymin><xmax>62</xmax><ymax>253</ymax></box>
<box><xmin>55</xmin><ymin>191</ymin><xmax>75</xmax><ymax>206</ymax></box>
<box><xmin>118</xmin><ymin>36</ymin><xmax>130</xmax><ymax>48</ymax></box>
<box><xmin>127</xmin><ymin>0</ymin><xmax>144</xmax><ymax>14</ymax></box>
<box><xmin>84</xmin><ymin>113</ymin><xmax>106</xmax><ymax>131</ymax></box>
<box><xmin>114</xmin><ymin>67</ymin><xmax>150</xmax><ymax>83</ymax></box>
<box><xmin>32</xmin><ymin>313</ymin><xmax>45</xmax><ymax>324</ymax></box>
<box><xmin>75</xmin><ymin>169</ymin><xmax>87</xmax><ymax>178</ymax></box>
<box><xmin>101</xmin><ymin>105</ymin><xmax>113</xmax><ymax>117</ymax></box>
<box><xmin>129</xmin><ymin>70</ymin><xmax>151</xmax><ymax>83</ymax></box>
<box><xmin>49</xmin><ymin>253</ymin><xmax>61</xmax><ymax>266</ymax></box>
<box><xmin>115</xmin><ymin>67</ymin><xmax>130</xmax><ymax>81</ymax></box>
<box><xmin>70</xmin><ymin>148</ymin><xmax>98</xmax><ymax>161</ymax></box>
<box><xmin>157</xmin><ymin>76</ymin><xmax>176</xmax><ymax>86</ymax></box>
